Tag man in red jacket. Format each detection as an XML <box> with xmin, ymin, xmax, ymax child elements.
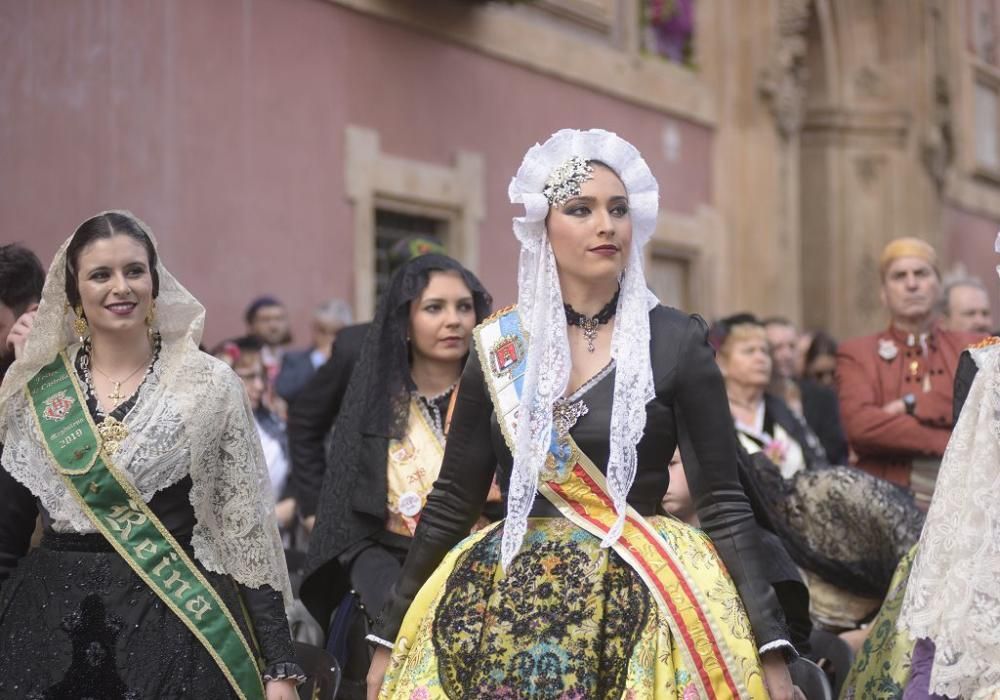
<box><xmin>837</xmin><ymin>237</ymin><xmax>982</xmax><ymax>507</ymax></box>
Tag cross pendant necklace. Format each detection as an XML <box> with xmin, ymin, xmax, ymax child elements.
<box><xmin>108</xmin><ymin>382</ymin><xmax>125</xmax><ymax>404</ymax></box>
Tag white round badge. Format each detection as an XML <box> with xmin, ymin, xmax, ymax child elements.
<box><xmin>398</xmin><ymin>491</ymin><xmax>423</xmax><ymax>518</ymax></box>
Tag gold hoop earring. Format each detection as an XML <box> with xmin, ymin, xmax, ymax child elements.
<box><xmin>73</xmin><ymin>305</ymin><xmax>89</xmax><ymax>342</ymax></box>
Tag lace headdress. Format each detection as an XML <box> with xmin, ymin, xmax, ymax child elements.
<box><xmin>0</xmin><ymin>211</ymin><xmax>293</xmax><ymax>604</ymax></box>
<box><xmin>502</xmin><ymin>128</ymin><xmax>659</xmax><ymax>569</ymax></box>
<box><xmin>897</xmin><ymin>232</ymin><xmax>1000</xmax><ymax>697</ymax></box>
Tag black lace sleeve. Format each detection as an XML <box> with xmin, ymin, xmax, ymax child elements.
<box><xmin>238</xmin><ymin>584</ymin><xmax>306</xmax><ymax>683</ymax></box>
<box><xmin>0</xmin><ymin>456</ymin><xmax>38</xmax><ymax>587</ymax></box>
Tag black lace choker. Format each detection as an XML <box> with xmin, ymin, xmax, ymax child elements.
<box><xmin>564</xmin><ymin>289</ymin><xmax>620</xmax><ymax>352</ymax></box>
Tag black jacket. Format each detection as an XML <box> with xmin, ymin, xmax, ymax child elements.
<box><xmin>287</xmin><ymin>322</ymin><xmax>369</xmax><ymax>517</ymax></box>
<box><xmin>799</xmin><ymin>379</ymin><xmax>849</xmax><ymax>465</ymax></box>
<box><xmin>371</xmin><ymin>306</ymin><xmax>791</xmax><ymax>650</ymax></box>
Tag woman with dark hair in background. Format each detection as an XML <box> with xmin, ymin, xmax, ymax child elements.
<box><xmin>0</xmin><ymin>211</ymin><xmax>302</xmax><ymax>699</ymax></box>
<box><xmin>804</xmin><ymin>331</ymin><xmax>839</xmax><ymax>389</ymax></box>
<box><xmin>299</xmin><ymin>253</ymin><xmax>492</xmax><ymax>697</ymax></box>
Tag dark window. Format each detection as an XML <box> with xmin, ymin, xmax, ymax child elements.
<box><xmin>374</xmin><ymin>209</ymin><xmax>445</xmax><ymax>301</ymax></box>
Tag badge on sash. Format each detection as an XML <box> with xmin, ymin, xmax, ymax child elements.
<box><xmin>398</xmin><ymin>491</ymin><xmax>423</xmax><ymax>518</ymax></box>
<box><xmin>490</xmin><ymin>335</ymin><xmax>524</xmax><ymax>378</ymax></box>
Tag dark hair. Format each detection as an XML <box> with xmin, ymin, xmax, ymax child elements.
<box><xmin>0</xmin><ymin>244</ymin><xmax>45</xmax><ymax>315</ymax></box>
<box><xmin>761</xmin><ymin>315</ymin><xmax>794</xmax><ymax>328</ymax></box>
<box><xmin>805</xmin><ymin>331</ymin><xmax>838</xmax><ymax>367</ymax></box>
<box><xmin>64</xmin><ymin>213</ymin><xmax>160</xmax><ymax>307</ymax></box>
<box><xmin>244</xmin><ymin>296</ymin><xmax>284</xmax><ymax>325</ymax></box>
<box><xmin>358</xmin><ymin>253</ymin><xmax>492</xmax><ymax>438</ymax></box>
<box><xmin>209</xmin><ymin>335</ymin><xmax>263</xmax><ymax>365</ymax></box>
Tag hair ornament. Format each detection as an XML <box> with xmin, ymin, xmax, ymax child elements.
<box><xmin>542</xmin><ymin>156</ymin><xmax>595</xmax><ymax>207</ymax></box>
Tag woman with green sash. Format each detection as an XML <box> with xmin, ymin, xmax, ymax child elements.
<box><xmin>365</xmin><ymin>130</ymin><xmax>799</xmax><ymax>699</ymax></box>
<box><xmin>0</xmin><ymin>211</ymin><xmax>303</xmax><ymax>699</ymax></box>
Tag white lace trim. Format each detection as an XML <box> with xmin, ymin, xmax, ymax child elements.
<box><xmin>898</xmin><ymin>343</ymin><xmax>1000</xmax><ymax>698</ymax></box>
<box><xmin>0</xmin><ymin>210</ymin><xmax>293</xmax><ymax>606</ymax></box>
<box><xmin>502</xmin><ymin>129</ymin><xmax>659</xmax><ymax>569</ymax></box>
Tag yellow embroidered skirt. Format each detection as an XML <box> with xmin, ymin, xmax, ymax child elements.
<box><xmin>380</xmin><ymin>517</ymin><xmax>767</xmax><ymax>699</ymax></box>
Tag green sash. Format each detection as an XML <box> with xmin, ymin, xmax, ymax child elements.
<box><xmin>26</xmin><ymin>353</ymin><xmax>265</xmax><ymax>700</ymax></box>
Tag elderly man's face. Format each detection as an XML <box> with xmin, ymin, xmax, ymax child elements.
<box><xmin>945</xmin><ymin>284</ymin><xmax>993</xmax><ymax>334</ymax></box>
<box><xmin>881</xmin><ymin>257</ymin><xmax>940</xmax><ymax>323</ymax></box>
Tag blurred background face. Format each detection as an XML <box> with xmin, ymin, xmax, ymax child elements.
<box><xmin>881</xmin><ymin>257</ymin><xmax>940</xmax><ymax>323</ymax></box>
<box><xmin>408</xmin><ymin>270</ymin><xmax>476</xmax><ymax>365</ymax></box>
<box><xmin>719</xmin><ymin>330</ymin><xmax>772</xmax><ymax>390</ymax></box>
<box><xmin>806</xmin><ymin>353</ymin><xmax>837</xmax><ymax>388</ymax></box>
<box><xmin>233</xmin><ymin>351</ymin><xmax>266</xmax><ymax>410</ymax></box>
<box><xmin>546</xmin><ymin>164</ymin><xmax>632</xmax><ymax>286</ymax></box>
<box><xmin>249</xmin><ymin>304</ymin><xmax>290</xmax><ymax>347</ymax></box>
<box><xmin>945</xmin><ymin>284</ymin><xmax>993</xmax><ymax>334</ymax></box>
<box><xmin>764</xmin><ymin>322</ymin><xmax>799</xmax><ymax>380</ymax></box>
<box><xmin>311</xmin><ymin>317</ymin><xmax>344</xmax><ymax>352</ymax></box>
<box><xmin>0</xmin><ymin>302</ymin><xmax>17</xmax><ymax>361</ymax></box>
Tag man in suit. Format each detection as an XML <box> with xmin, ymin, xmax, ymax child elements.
<box><xmin>837</xmin><ymin>237</ymin><xmax>982</xmax><ymax>506</ymax></box>
<box><xmin>764</xmin><ymin>317</ymin><xmax>849</xmax><ymax>465</ymax></box>
<box><xmin>287</xmin><ymin>236</ymin><xmax>446</xmax><ymax>526</ymax></box>
<box><xmin>275</xmin><ymin>299</ymin><xmax>353</xmax><ymax>402</ymax></box>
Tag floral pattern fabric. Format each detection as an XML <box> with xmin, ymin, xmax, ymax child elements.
<box><xmin>379</xmin><ymin>516</ymin><xmax>765</xmax><ymax>699</ymax></box>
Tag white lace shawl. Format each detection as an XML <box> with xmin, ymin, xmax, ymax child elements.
<box><xmin>898</xmin><ymin>342</ymin><xmax>1000</xmax><ymax>699</ymax></box>
<box><xmin>0</xmin><ymin>211</ymin><xmax>292</xmax><ymax>605</ymax></box>
<box><xmin>502</xmin><ymin>129</ymin><xmax>659</xmax><ymax>569</ymax></box>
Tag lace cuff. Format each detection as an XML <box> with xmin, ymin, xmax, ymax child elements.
<box><xmin>366</xmin><ymin>633</ymin><xmax>394</xmax><ymax>650</ymax></box>
<box><xmin>263</xmin><ymin>661</ymin><xmax>307</xmax><ymax>685</ymax></box>
<box><xmin>759</xmin><ymin>639</ymin><xmax>797</xmax><ymax>661</ymax></box>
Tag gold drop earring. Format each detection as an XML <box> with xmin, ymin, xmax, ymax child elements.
<box><xmin>72</xmin><ymin>305</ymin><xmax>89</xmax><ymax>343</ymax></box>
<box><xmin>145</xmin><ymin>300</ymin><xmax>157</xmax><ymax>338</ymax></box>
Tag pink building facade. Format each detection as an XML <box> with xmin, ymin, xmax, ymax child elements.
<box><xmin>1</xmin><ymin>0</ymin><xmax>711</xmax><ymax>346</ymax></box>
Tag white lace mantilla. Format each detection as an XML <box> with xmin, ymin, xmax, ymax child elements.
<box><xmin>899</xmin><ymin>343</ymin><xmax>1000</xmax><ymax>699</ymax></box>
<box><xmin>503</xmin><ymin>129</ymin><xmax>659</xmax><ymax>569</ymax></box>
<box><xmin>0</xmin><ymin>210</ymin><xmax>292</xmax><ymax>605</ymax></box>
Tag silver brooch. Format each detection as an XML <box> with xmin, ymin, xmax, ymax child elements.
<box><xmin>552</xmin><ymin>398</ymin><xmax>589</xmax><ymax>440</ymax></box>
<box><xmin>543</xmin><ymin>156</ymin><xmax>595</xmax><ymax>207</ymax></box>
<box><xmin>878</xmin><ymin>339</ymin><xmax>899</xmax><ymax>362</ymax></box>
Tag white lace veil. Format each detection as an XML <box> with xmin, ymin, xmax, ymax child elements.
<box><xmin>0</xmin><ymin>211</ymin><xmax>293</xmax><ymax>604</ymax></box>
<box><xmin>897</xmin><ymin>237</ymin><xmax>1000</xmax><ymax>698</ymax></box>
<box><xmin>502</xmin><ymin>129</ymin><xmax>660</xmax><ymax>569</ymax></box>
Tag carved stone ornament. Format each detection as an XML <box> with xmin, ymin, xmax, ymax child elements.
<box><xmin>759</xmin><ymin>0</ymin><xmax>812</xmax><ymax>139</ymax></box>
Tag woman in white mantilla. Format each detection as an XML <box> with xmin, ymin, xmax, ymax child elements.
<box><xmin>0</xmin><ymin>212</ymin><xmax>302</xmax><ymax>699</ymax></box>
<box><xmin>366</xmin><ymin>129</ymin><xmax>798</xmax><ymax>699</ymax></box>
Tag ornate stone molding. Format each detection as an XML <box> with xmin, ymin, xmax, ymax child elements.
<box><xmin>759</xmin><ymin>0</ymin><xmax>812</xmax><ymax>139</ymax></box>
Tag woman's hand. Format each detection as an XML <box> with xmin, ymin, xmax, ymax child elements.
<box><xmin>7</xmin><ymin>306</ymin><xmax>38</xmax><ymax>360</ymax></box>
<box><xmin>367</xmin><ymin>645</ymin><xmax>392</xmax><ymax>700</ymax></box>
<box><xmin>264</xmin><ymin>678</ymin><xmax>298</xmax><ymax>700</ymax></box>
<box><xmin>761</xmin><ymin>650</ymin><xmax>801</xmax><ymax>700</ymax></box>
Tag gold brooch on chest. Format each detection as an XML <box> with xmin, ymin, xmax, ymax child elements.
<box><xmin>98</xmin><ymin>416</ymin><xmax>129</xmax><ymax>456</ymax></box>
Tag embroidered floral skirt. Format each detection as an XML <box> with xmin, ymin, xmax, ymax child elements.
<box><xmin>0</xmin><ymin>534</ymin><xmax>250</xmax><ymax>700</ymax></box>
<box><xmin>380</xmin><ymin>517</ymin><xmax>768</xmax><ymax>699</ymax></box>
<box><xmin>840</xmin><ymin>545</ymin><xmax>919</xmax><ymax>700</ymax></box>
